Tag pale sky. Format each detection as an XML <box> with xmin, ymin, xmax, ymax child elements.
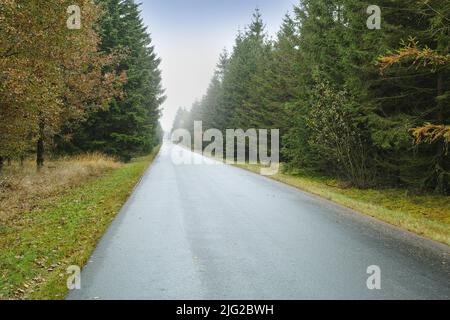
<box><xmin>140</xmin><ymin>0</ymin><xmax>298</xmax><ymax>131</ymax></box>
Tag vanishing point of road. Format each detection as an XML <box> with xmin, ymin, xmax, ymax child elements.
<box><xmin>68</xmin><ymin>143</ymin><xmax>450</xmax><ymax>300</ymax></box>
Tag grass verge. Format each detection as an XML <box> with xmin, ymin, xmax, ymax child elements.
<box><xmin>235</xmin><ymin>163</ymin><xmax>450</xmax><ymax>246</ymax></box>
<box><xmin>0</xmin><ymin>147</ymin><xmax>160</xmax><ymax>300</ymax></box>
<box><xmin>0</xmin><ymin>153</ymin><xmax>121</xmax><ymax>223</ymax></box>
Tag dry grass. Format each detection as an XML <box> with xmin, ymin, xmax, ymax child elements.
<box><xmin>0</xmin><ymin>149</ymin><xmax>160</xmax><ymax>299</ymax></box>
<box><xmin>0</xmin><ymin>153</ymin><xmax>121</xmax><ymax>223</ymax></box>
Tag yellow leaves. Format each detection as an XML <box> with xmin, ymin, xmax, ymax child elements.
<box><xmin>0</xmin><ymin>0</ymin><xmax>124</xmax><ymax>156</ymax></box>
<box><xmin>411</xmin><ymin>124</ymin><xmax>450</xmax><ymax>151</ymax></box>
<box><xmin>378</xmin><ymin>38</ymin><xmax>450</xmax><ymax>74</ymax></box>
<box><xmin>379</xmin><ymin>39</ymin><xmax>450</xmax><ymax>152</ymax></box>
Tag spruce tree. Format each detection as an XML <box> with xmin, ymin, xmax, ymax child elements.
<box><xmin>68</xmin><ymin>0</ymin><xmax>165</xmax><ymax>161</ymax></box>
<box><xmin>219</xmin><ymin>9</ymin><xmax>268</xmax><ymax>130</ymax></box>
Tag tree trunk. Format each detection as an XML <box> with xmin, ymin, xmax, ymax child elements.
<box><xmin>437</xmin><ymin>72</ymin><xmax>444</xmax><ymax>122</ymax></box>
<box><xmin>0</xmin><ymin>156</ymin><xmax>3</xmax><ymax>172</ymax></box>
<box><xmin>37</xmin><ymin>120</ymin><xmax>45</xmax><ymax>169</ymax></box>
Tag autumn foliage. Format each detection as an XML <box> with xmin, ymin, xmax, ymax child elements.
<box><xmin>0</xmin><ymin>0</ymin><xmax>124</xmax><ymax>165</ymax></box>
<box><xmin>378</xmin><ymin>38</ymin><xmax>450</xmax><ymax>73</ymax></box>
<box><xmin>412</xmin><ymin>124</ymin><xmax>450</xmax><ymax>149</ymax></box>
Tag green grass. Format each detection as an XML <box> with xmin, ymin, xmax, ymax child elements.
<box><xmin>236</xmin><ymin>163</ymin><xmax>450</xmax><ymax>246</ymax></box>
<box><xmin>0</xmin><ymin>147</ymin><xmax>160</xmax><ymax>300</ymax></box>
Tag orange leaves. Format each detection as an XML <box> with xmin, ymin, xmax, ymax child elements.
<box><xmin>412</xmin><ymin>124</ymin><xmax>450</xmax><ymax>146</ymax></box>
<box><xmin>378</xmin><ymin>38</ymin><xmax>450</xmax><ymax>74</ymax></box>
<box><xmin>0</xmin><ymin>0</ymin><xmax>125</xmax><ymax>156</ymax></box>
<box><xmin>379</xmin><ymin>38</ymin><xmax>449</xmax><ymax>152</ymax></box>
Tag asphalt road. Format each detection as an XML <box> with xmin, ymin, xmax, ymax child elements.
<box><xmin>67</xmin><ymin>143</ymin><xmax>450</xmax><ymax>300</ymax></box>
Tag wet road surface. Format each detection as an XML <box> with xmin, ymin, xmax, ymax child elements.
<box><xmin>68</xmin><ymin>143</ymin><xmax>450</xmax><ymax>300</ymax></box>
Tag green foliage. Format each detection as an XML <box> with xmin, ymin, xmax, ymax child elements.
<box><xmin>0</xmin><ymin>0</ymin><xmax>122</xmax><ymax>166</ymax></box>
<box><xmin>0</xmin><ymin>149</ymin><xmax>159</xmax><ymax>299</ymax></box>
<box><xmin>307</xmin><ymin>78</ymin><xmax>375</xmax><ymax>187</ymax></box>
<box><xmin>236</xmin><ymin>162</ymin><xmax>450</xmax><ymax>246</ymax></box>
<box><xmin>173</xmin><ymin>2</ymin><xmax>450</xmax><ymax>194</ymax></box>
<box><xmin>58</xmin><ymin>0</ymin><xmax>165</xmax><ymax>162</ymax></box>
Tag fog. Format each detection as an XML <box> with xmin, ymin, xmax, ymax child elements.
<box><xmin>140</xmin><ymin>0</ymin><xmax>297</xmax><ymax>131</ymax></box>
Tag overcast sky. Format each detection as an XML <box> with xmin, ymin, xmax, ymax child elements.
<box><xmin>140</xmin><ymin>0</ymin><xmax>298</xmax><ymax>131</ymax></box>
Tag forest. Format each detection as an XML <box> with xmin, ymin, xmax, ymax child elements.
<box><xmin>0</xmin><ymin>0</ymin><xmax>449</xmax><ymax>300</ymax></box>
<box><xmin>0</xmin><ymin>0</ymin><xmax>165</xmax><ymax>165</ymax></box>
<box><xmin>172</xmin><ymin>0</ymin><xmax>450</xmax><ymax>195</ymax></box>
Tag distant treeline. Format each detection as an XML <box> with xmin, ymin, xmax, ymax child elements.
<box><xmin>172</xmin><ymin>1</ymin><xmax>450</xmax><ymax>194</ymax></box>
<box><xmin>0</xmin><ymin>0</ymin><xmax>165</xmax><ymax>166</ymax></box>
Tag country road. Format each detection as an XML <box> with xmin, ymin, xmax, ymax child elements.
<box><xmin>67</xmin><ymin>143</ymin><xmax>450</xmax><ymax>300</ymax></box>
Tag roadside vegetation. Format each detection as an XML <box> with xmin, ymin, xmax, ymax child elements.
<box><xmin>237</xmin><ymin>163</ymin><xmax>450</xmax><ymax>246</ymax></box>
<box><xmin>0</xmin><ymin>147</ymin><xmax>159</xmax><ymax>300</ymax></box>
<box><xmin>1</xmin><ymin>0</ymin><xmax>164</xmax><ymax>167</ymax></box>
<box><xmin>0</xmin><ymin>154</ymin><xmax>121</xmax><ymax>223</ymax></box>
<box><xmin>1</xmin><ymin>1</ymin><xmax>164</xmax><ymax>299</ymax></box>
<box><xmin>173</xmin><ymin>2</ymin><xmax>449</xmax><ymax>195</ymax></box>
<box><xmin>172</xmin><ymin>1</ymin><xmax>449</xmax><ymax>244</ymax></box>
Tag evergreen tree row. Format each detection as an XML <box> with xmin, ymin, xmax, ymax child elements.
<box><xmin>173</xmin><ymin>2</ymin><xmax>450</xmax><ymax>194</ymax></box>
<box><xmin>59</xmin><ymin>0</ymin><xmax>165</xmax><ymax>161</ymax></box>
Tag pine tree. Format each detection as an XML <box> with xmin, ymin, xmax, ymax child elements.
<box><xmin>220</xmin><ymin>9</ymin><xmax>268</xmax><ymax>130</ymax></box>
<box><xmin>171</xmin><ymin>107</ymin><xmax>191</xmax><ymax>132</ymax></box>
<box><xmin>172</xmin><ymin>3</ymin><xmax>449</xmax><ymax>193</ymax></box>
<box><xmin>67</xmin><ymin>0</ymin><xmax>165</xmax><ymax>161</ymax></box>
<box><xmin>200</xmin><ymin>49</ymin><xmax>229</xmax><ymax>130</ymax></box>
<box><xmin>375</xmin><ymin>0</ymin><xmax>450</xmax><ymax>193</ymax></box>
